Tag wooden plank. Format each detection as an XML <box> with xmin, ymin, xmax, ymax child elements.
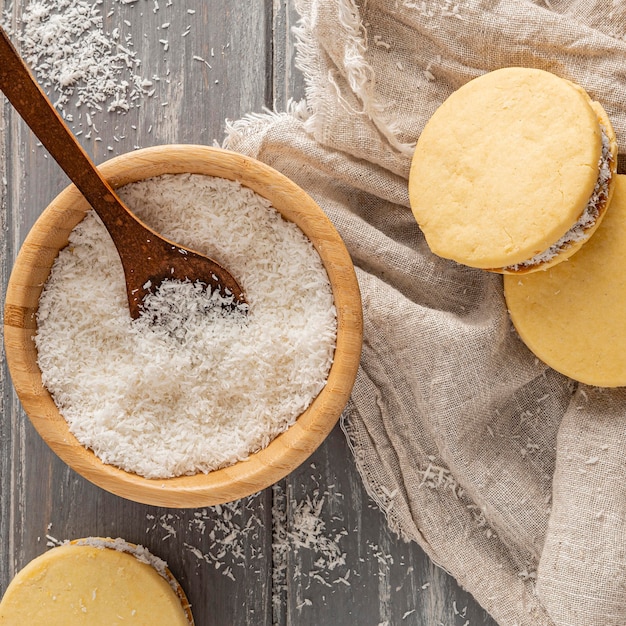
<box><xmin>272</xmin><ymin>0</ymin><xmax>306</xmax><ymax>111</ymax></box>
<box><xmin>271</xmin><ymin>1</ymin><xmax>499</xmax><ymax>623</ymax></box>
<box><xmin>0</xmin><ymin>87</ymin><xmax>13</xmax><ymax>597</ymax></box>
<box><xmin>0</xmin><ymin>2</ymin><xmax>274</xmax><ymax>625</ymax></box>
<box><xmin>281</xmin><ymin>424</ymin><xmax>497</xmax><ymax>625</ymax></box>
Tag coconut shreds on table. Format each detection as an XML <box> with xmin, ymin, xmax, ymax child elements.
<box><xmin>35</xmin><ymin>173</ymin><xmax>337</xmax><ymax>479</ymax></box>
<box><xmin>8</xmin><ymin>0</ymin><xmax>148</xmax><ymax>114</ymax></box>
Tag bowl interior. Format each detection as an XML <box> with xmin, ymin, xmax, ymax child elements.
<box><xmin>4</xmin><ymin>144</ymin><xmax>362</xmax><ymax>507</ymax></box>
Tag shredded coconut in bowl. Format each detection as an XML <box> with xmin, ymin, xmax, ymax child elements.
<box><xmin>35</xmin><ymin>174</ymin><xmax>337</xmax><ymax>479</ymax></box>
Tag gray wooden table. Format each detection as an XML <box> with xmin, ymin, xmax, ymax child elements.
<box><xmin>0</xmin><ymin>1</ymin><xmax>498</xmax><ymax>624</ymax></box>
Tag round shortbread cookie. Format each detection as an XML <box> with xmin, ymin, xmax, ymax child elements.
<box><xmin>504</xmin><ymin>174</ymin><xmax>626</xmax><ymax>387</ymax></box>
<box><xmin>409</xmin><ymin>67</ymin><xmax>617</xmax><ymax>273</ymax></box>
<box><xmin>0</xmin><ymin>538</ymin><xmax>193</xmax><ymax>625</ymax></box>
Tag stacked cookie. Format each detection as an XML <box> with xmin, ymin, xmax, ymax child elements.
<box><xmin>409</xmin><ymin>67</ymin><xmax>625</xmax><ymax>386</ymax></box>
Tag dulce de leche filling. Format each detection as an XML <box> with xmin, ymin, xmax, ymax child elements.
<box><xmin>504</xmin><ymin>125</ymin><xmax>613</xmax><ymax>272</ymax></box>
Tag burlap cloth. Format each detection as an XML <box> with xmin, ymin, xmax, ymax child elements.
<box><xmin>224</xmin><ymin>1</ymin><xmax>626</xmax><ymax>624</ymax></box>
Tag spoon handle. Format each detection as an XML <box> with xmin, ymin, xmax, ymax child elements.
<box><xmin>0</xmin><ymin>27</ymin><xmax>129</xmax><ymax>226</ymax></box>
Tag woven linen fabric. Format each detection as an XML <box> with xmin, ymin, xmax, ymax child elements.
<box><xmin>224</xmin><ymin>1</ymin><xmax>626</xmax><ymax>624</ymax></box>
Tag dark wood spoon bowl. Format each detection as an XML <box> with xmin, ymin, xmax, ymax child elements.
<box><xmin>0</xmin><ymin>26</ymin><xmax>245</xmax><ymax>318</ymax></box>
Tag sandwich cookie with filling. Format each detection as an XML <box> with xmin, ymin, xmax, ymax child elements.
<box><xmin>504</xmin><ymin>174</ymin><xmax>626</xmax><ymax>387</ymax></box>
<box><xmin>0</xmin><ymin>537</ymin><xmax>193</xmax><ymax>625</ymax></box>
<box><xmin>408</xmin><ymin>67</ymin><xmax>617</xmax><ymax>273</ymax></box>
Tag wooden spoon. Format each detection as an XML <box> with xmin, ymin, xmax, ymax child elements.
<box><xmin>0</xmin><ymin>27</ymin><xmax>246</xmax><ymax>319</ymax></box>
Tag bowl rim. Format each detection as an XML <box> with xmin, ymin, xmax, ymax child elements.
<box><xmin>4</xmin><ymin>144</ymin><xmax>363</xmax><ymax>507</ymax></box>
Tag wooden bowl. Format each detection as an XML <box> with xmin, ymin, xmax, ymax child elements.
<box><xmin>4</xmin><ymin>145</ymin><xmax>363</xmax><ymax>507</ymax></box>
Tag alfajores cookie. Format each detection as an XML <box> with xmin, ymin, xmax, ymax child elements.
<box><xmin>0</xmin><ymin>537</ymin><xmax>194</xmax><ymax>625</ymax></box>
<box><xmin>409</xmin><ymin>67</ymin><xmax>617</xmax><ymax>274</ymax></box>
<box><xmin>504</xmin><ymin>174</ymin><xmax>626</xmax><ymax>387</ymax></box>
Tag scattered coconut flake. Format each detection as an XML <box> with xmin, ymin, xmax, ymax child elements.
<box><xmin>517</xmin><ymin>567</ymin><xmax>537</xmax><ymax>581</ymax></box>
<box><xmin>6</xmin><ymin>0</ymin><xmax>151</xmax><ymax>116</ymax></box>
<box><xmin>193</xmin><ymin>55</ymin><xmax>212</xmax><ymax>69</ymax></box>
<box><xmin>154</xmin><ymin>493</ymin><xmax>267</xmax><ymax>578</ymax></box>
<box><xmin>45</xmin><ymin>534</ymin><xmax>64</xmax><ymax>548</ymax></box>
<box><xmin>272</xmin><ymin>481</ymin><xmax>348</xmax><ymax>608</ymax></box>
<box><xmin>373</xmin><ymin>34</ymin><xmax>391</xmax><ymax>50</ymax></box>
